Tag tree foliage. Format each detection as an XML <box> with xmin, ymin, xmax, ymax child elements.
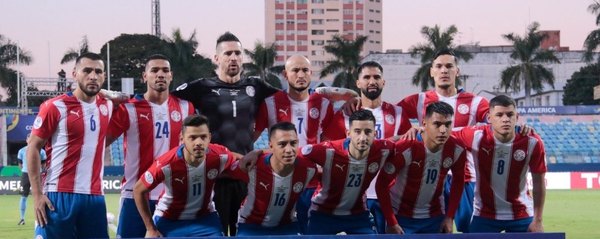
<box><xmin>500</xmin><ymin>22</ymin><xmax>560</xmax><ymax>106</ymax></box>
<box><xmin>563</xmin><ymin>63</ymin><xmax>600</xmax><ymax>105</ymax></box>
<box><xmin>60</xmin><ymin>36</ymin><xmax>89</xmax><ymax>64</ymax></box>
<box><xmin>99</xmin><ymin>34</ymin><xmax>166</xmax><ymax>92</ymax></box>
<box><xmin>242</xmin><ymin>41</ymin><xmax>282</xmax><ymax>89</ymax></box>
<box><xmin>99</xmin><ymin>30</ymin><xmax>215</xmax><ymax>92</ymax></box>
<box><xmin>320</xmin><ymin>35</ymin><xmax>368</xmax><ymax>93</ymax></box>
<box><xmin>164</xmin><ymin>29</ymin><xmax>215</xmax><ymax>87</ymax></box>
<box><xmin>0</xmin><ymin>34</ymin><xmax>32</xmax><ymax>106</ymax></box>
<box><xmin>584</xmin><ymin>1</ymin><xmax>600</xmax><ymax>62</ymax></box>
<box><xmin>409</xmin><ymin>25</ymin><xmax>473</xmax><ymax>91</ymax></box>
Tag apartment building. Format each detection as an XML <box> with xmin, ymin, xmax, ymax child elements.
<box><xmin>265</xmin><ymin>0</ymin><xmax>383</xmax><ymax>79</ymax></box>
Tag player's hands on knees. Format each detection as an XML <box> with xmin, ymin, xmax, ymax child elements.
<box><xmin>33</xmin><ymin>194</ymin><xmax>54</xmax><ymax>227</ymax></box>
<box><xmin>386</xmin><ymin>224</ymin><xmax>405</xmax><ymax>234</ymax></box>
<box><xmin>527</xmin><ymin>220</ymin><xmax>544</xmax><ymax>232</ymax></box>
<box><xmin>440</xmin><ymin>216</ymin><xmax>454</xmax><ymax>233</ymax></box>
<box><xmin>145</xmin><ymin>228</ymin><xmax>163</xmax><ymax>238</ymax></box>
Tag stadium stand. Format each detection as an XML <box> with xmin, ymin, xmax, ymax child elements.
<box><xmin>523</xmin><ymin>115</ymin><xmax>600</xmax><ymax>164</ymax></box>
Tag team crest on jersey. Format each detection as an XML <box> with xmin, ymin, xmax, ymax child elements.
<box><xmin>170</xmin><ymin>111</ymin><xmax>181</xmax><ymax>122</ymax></box>
<box><xmin>207</xmin><ymin>169</ymin><xmax>219</xmax><ymax>179</ymax></box>
<box><xmin>368</xmin><ymin>162</ymin><xmax>379</xmax><ymax>173</ymax></box>
<box><xmin>176</xmin><ymin>83</ymin><xmax>188</xmax><ymax>91</ymax></box>
<box><xmin>293</xmin><ymin>182</ymin><xmax>304</xmax><ymax>193</ymax></box>
<box><xmin>33</xmin><ymin>116</ymin><xmax>43</xmax><ymax>129</ymax></box>
<box><xmin>457</xmin><ymin>104</ymin><xmax>469</xmax><ymax>115</ymax></box>
<box><xmin>309</xmin><ymin>107</ymin><xmax>320</xmax><ymax>119</ymax></box>
<box><xmin>99</xmin><ymin>105</ymin><xmax>108</xmax><ymax>116</ymax></box>
<box><xmin>301</xmin><ymin>145</ymin><xmax>312</xmax><ymax>155</ymax></box>
<box><xmin>513</xmin><ymin>149</ymin><xmax>526</xmax><ymax>161</ymax></box>
<box><xmin>383</xmin><ymin>162</ymin><xmax>395</xmax><ymax>174</ymax></box>
<box><xmin>383</xmin><ymin>114</ymin><xmax>393</xmax><ymax>125</ymax></box>
<box><xmin>246</xmin><ymin>86</ymin><xmax>255</xmax><ymax>97</ymax></box>
<box><xmin>144</xmin><ymin>171</ymin><xmax>154</xmax><ymax>184</ymax></box>
<box><xmin>442</xmin><ymin>157</ymin><xmax>453</xmax><ymax>168</ymax></box>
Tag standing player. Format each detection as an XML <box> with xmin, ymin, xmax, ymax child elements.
<box><xmin>230</xmin><ymin>122</ymin><xmax>316</xmax><ymax>235</ymax></box>
<box><xmin>133</xmin><ymin>115</ymin><xmax>237</xmax><ymax>237</ymax></box>
<box><xmin>300</xmin><ymin>109</ymin><xmax>395</xmax><ymax>235</ymax></box>
<box><xmin>254</xmin><ymin>55</ymin><xmax>334</xmax><ymax>234</ymax></box>
<box><xmin>324</xmin><ymin>61</ymin><xmax>412</xmax><ymax>233</ymax></box>
<box><xmin>107</xmin><ymin>54</ymin><xmax>195</xmax><ymax>238</ymax></box>
<box><xmin>376</xmin><ymin>102</ymin><xmax>466</xmax><ymax>234</ymax></box>
<box><xmin>17</xmin><ymin>134</ymin><xmax>47</xmax><ymax>225</ymax></box>
<box><xmin>171</xmin><ymin>32</ymin><xmax>280</xmax><ymax>235</ymax></box>
<box><xmin>397</xmin><ymin>49</ymin><xmax>489</xmax><ymax>232</ymax></box>
<box><xmin>255</xmin><ymin>55</ymin><xmax>334</xmax><ymax>146</ymax></box>
<box><xmin>27</xmin><ymin>52</ymin><xmax>113</xmax><ymax>238</ymax></box>
<box><xmin>453</xmin><ymin>95</ymin><xmax>546</xmax><ymax>233</ymax></box>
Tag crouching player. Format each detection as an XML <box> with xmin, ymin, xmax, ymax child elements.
<box><xmin>133</xmin><ymin>115</ymin><xmax>237</xmax><ymax>237</ymax></box>
<box><xmin>377</xmin><ymin>102</ymin><xmax>467</xmax><ymax>234</ymax></box>
<box><xmin>230</xmin><ymin>122</ymin><xmax>316</xmax><ymax>235</ymax></box>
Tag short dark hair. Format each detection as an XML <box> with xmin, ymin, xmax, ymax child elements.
<box><xmin>145</xmin><ymin>54</ymin><xmax>170</xmax><ymax>66</ymax></box>
<box><xmin>357</xmin><ymin>61</ymin><xmax>383</xmax><ymax>76</ymax></box>
<box><xmin>216</xmin><ymin>32</ymin><xmax>241</xmax><ymax>48</ymax></box>
<box><xmin>432</xmin><ymin>48</ymin><xmax>457</xmax><ymax>64</ymax></box>
<box><xmin>349</xmin><ymin>109</ymin><xmax>376</xmax><ymax>126</ymax></box>
<box><xmin>75</xmin><ymin>52</ymin><xmax>103</xmax><ymax>65</ymax></box>
<box><xmin>269</xmin><ymin>121</ymin><xmax>297</xmax><ymax>140</ymax></box>
<box><xmin>182</xmin><ymin>114</ymin><xmax>209</xmax><ymax>133</ymax></box>
<box><xmin>425</xmin><ymin>101</ymin><xmax>455</xmax><ymax>119</ymax></box>
<box><xmin>144</xmin><ymin>54</ymin><xmax>170</xmax><ymax>71</ymax></box>
<box><xmin>489</xmin><ymin>95</ymin><xmax>517</xmax><ymax>109</ymax></box>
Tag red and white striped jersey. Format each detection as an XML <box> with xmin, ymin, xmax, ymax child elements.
<box><xmin>453</xmin><ymin>125</ymin><xmax>547</xmax><ymax>220</ymax></box>
<box><xmin>324</xmin><ymin>102</ymin><xmax>411</xmax><ymax>141</ymax></box>
<box><xmin>376</xmin><ymin>137</ymin><xmax>466</xmax><ymax>226</ymax></box>
<box><xmin>108</xmin><ymin>94</ymin><xmax>194</xmax><ymax>200</ymax></box>
<box><xmin>255</xmin><ymin>91</ymin><xmax>334</xmax><ymax>146</ymax></box>
<box><xmin>31</xmin><ymin>93</ymin><xmax>113</xmax><ymax>195</ymax></box>
<box><xmin>300</xmin><ymin>139</ymin><xmax>394</xmax><ymax>216</ymax></box>
<box><xmin>140</xmin><ymin>144</ymin><xmax>236</xmax><ymax>220</ymax></box>
<box><xmin>230</xmin><ymin>153</ymin><xmax>317</xmax><ymax>227</ymax></box>
<box><xmin>323</xmin><ymin>101</ymin><xmax>411</xmax><ymax>199</ymax></box>
<box><xmin>398</xmin><ymin>90</ymin><xmax>489</xmax><ymax>182</ymax></box>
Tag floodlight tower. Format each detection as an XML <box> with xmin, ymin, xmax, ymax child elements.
<box><xmin>151</xmin><ymin>0</ymin><xmax>161</xmax><ymax>37</ymax></box>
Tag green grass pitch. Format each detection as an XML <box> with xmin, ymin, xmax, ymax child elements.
<box><xmin>0</xmin><ymin>190</ymin><xmax>597</xmax><ymax>238</ymax></box>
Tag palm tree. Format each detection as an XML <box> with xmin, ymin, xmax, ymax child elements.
<box><xmin>500</xmin><ymin>22</ymin><xmax>560</xmax><ymax>106</ymax></box>
<box><xmin>61</xmin><ymin>36</ymin><xmax>89</xmax><ymax>64</ymax></box>
<box><xmin>409</xmin><ymin>25</ymin><xmax>473</xmax><ymax>91</ymax></box>
<box><xmin>584</xmin><ymin>0</ymin><xmax>600</xmax><ymax>62</ymax></box>
<box><xmin>242</xmin><ymin>41</ymin><xmax>282</xmax><ymax>89</ymax></box>
<box><xmin>320</xmin><ymin>35</ymin><xmax>368</xmax><ymax>93</ymax></box>
<box><xmin>164</xmin><ymin>28</ymin><xmax>215</xmax><ymax>87</ymax></box>
<box><xmin>0</xmin><ymin>34</ymin><xmax>33</xmax><ymax>105</ymax></box>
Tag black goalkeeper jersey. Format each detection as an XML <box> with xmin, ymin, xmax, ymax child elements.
<box><xmin>171</xmin><ymin>76</ymin><xmax>278</xmax><ymax>154</ymax></box>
